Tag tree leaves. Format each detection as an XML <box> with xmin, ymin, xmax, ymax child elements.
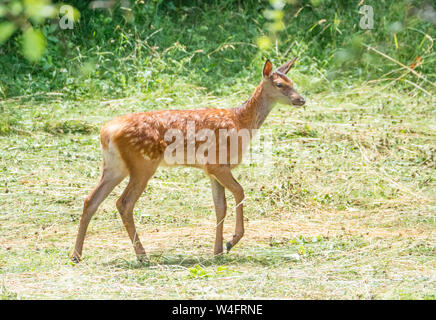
<box><xmin>0</xmin><ymin>22</ymin><xmax>16</xmax><ymax>44</ymax></box>
<box><xmin>22</xmin><ymin>28</ymin><xmax>46</xmax><ymax>61</ymax></box>
<box><xmin>0</xmin><ymin>0</ymin><xmax>77</xmax><ymax>62</ymax></box>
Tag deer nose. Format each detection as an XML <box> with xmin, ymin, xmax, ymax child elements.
<box><xmin>298</xmin><ymin>97</ymin><xmax>305</xmax><ymax>105</ymax></box>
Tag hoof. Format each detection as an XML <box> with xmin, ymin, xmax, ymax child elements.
<box><xmin>226</xmin><ymin>241</ymin><xmax>232</xmax><ymax>252</ymax></box>
<box><xmin>137</xmin><ymin>254</ymin><xmax>149</xmax><ymax>264</ymax></box>
<box><xmin>70</xmin><ymin>255</ymin><xmax>81</xmax><ymax>264</ymax></box>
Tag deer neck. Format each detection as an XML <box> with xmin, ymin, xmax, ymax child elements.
<box><xmin>234</xmin><ymin>81</ymin><xmax>276</xmax><ymax>130</ymax></box>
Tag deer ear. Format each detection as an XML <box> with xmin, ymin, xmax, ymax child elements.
<box><xmin>263</xmin><ymin>59</ymin><xmax>273</xmax><ymax>78</ymax></box>
<box><xmin>277</xmin><ymin>56</ymin><xmax>298</xmax><ymax>74</ymax></box>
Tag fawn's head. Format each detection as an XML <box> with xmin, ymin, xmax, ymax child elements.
<box><xmin>261</xmin><ymin>58</ymin><xmax>305</xmax><ymax>106</ymax></box>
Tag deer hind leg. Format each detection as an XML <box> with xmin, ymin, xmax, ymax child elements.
<box><xmin>207</xmin><ymin>165</ymin><xmax>245</xmax><ymax>253</ymax></box>
<box><xmin>116</xmin><ymin>157</ymin><xmax>159</xmax><ymax>262</ymax></box>
<box><xmin>211</xmin><ymin>177</ymin><xmax>227</xmax><ymax>255</ymax></box>
<box><xmin>71</xmin><ymin>164</ymin><xmax>127</xmax><ymax>263</ymax></box>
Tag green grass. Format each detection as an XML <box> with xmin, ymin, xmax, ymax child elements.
<box><xmin>0</xmin><ymin>81</ymin><xmax>434</xmax><ymax>299</ymax></box>
<box><xmin>1</xmin><ymin>1</ymin><xmax>435</xmax><ymax>99</ymax></box>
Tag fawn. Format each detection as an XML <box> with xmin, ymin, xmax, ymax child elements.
<box><xmin>71</xmin><ymin>58</ymin><xmax>305</xmax><ymax>263</ymax></box>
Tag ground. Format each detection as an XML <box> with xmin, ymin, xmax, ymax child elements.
<box><xmin>0</xmin><ymin>83</ymin><xmax>435</xmax><ymax>299</ymax></box>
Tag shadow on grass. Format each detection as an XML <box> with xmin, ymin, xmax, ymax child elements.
<box><xmin>103</xmin><ymin>247</ymin><xmax>302</xmax><ymax>269</ymax></box>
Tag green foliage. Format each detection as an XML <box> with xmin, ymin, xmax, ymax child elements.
<box><xmin>187</xmin><ymin>264</ymin><xmax>241</xmax><ymax>279</ymax></box>
<box><xmin>0</xmin><ymin>112</ymin><xmax>19</xmax><ymax>135</ymax></box>
<box><xmin>187</xmin><ymin>264</ymin><xmax>210</xmax><ymax>279</ymax></box>
<box><xmin>0</xmin><ymin>0</ymin><xmax>75</xmax><ymax>61</ymax></box>
<box><xmin>21</xmin><ymin>27</ymin><xmax>46</xmax><ymax>61</ymax></box>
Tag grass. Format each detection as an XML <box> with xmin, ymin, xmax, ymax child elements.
<box><xmin>1</xmin><ymin>1</ymin><xmax>435</xmax><ymax>99</ymax></box>
<box><xmin>0</xmin><ymin>80</ymin><xmax>434</xmax><ymax>299</ymax></box>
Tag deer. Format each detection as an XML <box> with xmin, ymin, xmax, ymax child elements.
<box><xmin>70</xmin><ymin>58</ymin><xmax>305</xmax><ymax>263</ymax></box>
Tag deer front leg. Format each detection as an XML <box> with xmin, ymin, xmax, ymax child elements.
<box><xmin>207</xmin><ymin>165</ymin><xmax>245</xmax><ymax>252</ymax></box>
<box><xmin>211</xmin><ymin>177</ymin><xmax>227</xmax><ymax>255</ymax></box>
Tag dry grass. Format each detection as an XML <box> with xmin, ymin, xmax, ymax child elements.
<box><xmin>0</xmin><ymin>84</ymin><xmax>435</xmax><ymax>299</ymax></box>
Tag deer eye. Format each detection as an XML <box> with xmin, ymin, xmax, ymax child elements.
<box><xmin>276</xmin><ymin>83</ymin><xmax>283</xmax><ymax>88</ymax></box>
